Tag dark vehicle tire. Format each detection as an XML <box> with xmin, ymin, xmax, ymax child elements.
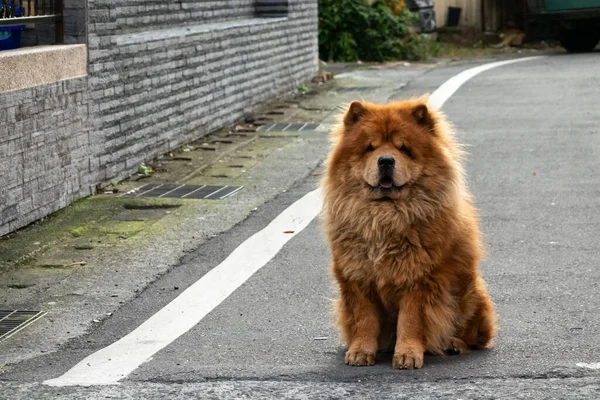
<box><xmin>559</xmin><ymin>29</ymin><xmax>600</xmax><ymax>53</ymax></box>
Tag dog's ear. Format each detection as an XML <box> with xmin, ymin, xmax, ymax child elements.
<box><xmin>412</xmin><ymin>103</ymin><xmax>431</xmax><ymax>126</ymax></box>
<box><xmin>411</xmin><ymin>103</ymin><xmax>434</xmax><ymax>130</ymax></box>
<box><xmin>344</xmin><ymin>101</ymin><xmax>368</xmax><ymax>126</ymax></box>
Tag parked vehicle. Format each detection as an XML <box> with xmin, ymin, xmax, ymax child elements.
<box><xmin>527</xmin><ymin>0</ymin><xmax>600</xmax><ymax>52</ymax></box>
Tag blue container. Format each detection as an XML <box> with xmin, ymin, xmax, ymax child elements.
<box><xmin>1</xmin><ymin>1</ymin><xmax>25</xmax><ymax>51</ymax></box>
<box><xmin>0</xmin><ymin>25</ymin><xmax>25</xmax><ymax>51</ymax></box>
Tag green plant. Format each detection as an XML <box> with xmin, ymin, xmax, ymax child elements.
<box><xmin>402</xmin><ymin>34</ymin><xmax>441</xmax><ymax>60</ymax></box>
<box><xmin>298</xmin><ymin>83</ymin><xmax>311</xmax><ymax>93</ymax></box>
<box><xmin>318</xmin><ymin>0</ymin><xmax>434</xmax><ymax>62</ymax></box>
<box><xmin>472</xmin><ymin>39</ymin><xmax>485</xmax><ymax>49</ymax></box>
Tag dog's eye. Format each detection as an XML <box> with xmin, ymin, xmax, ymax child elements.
<box><xmin>366</xmin><ymin>144</ymin><xmax>375</xmax><ymax>153</ymax></box>
<box><xmin>399</xmin><ymin>145</ymin><xmax>412</xmax><ymax>158</ymax></box>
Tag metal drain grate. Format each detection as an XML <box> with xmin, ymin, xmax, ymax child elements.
<box><xmin>336</xmin><ymin>86</ymin><xmax>375</xmax><ymax>93</ymax></box>
<box><xmin>257</xmin><ymin>123</ymin><xmax>320</xmax><ymax>132</ymax></box>
<box><xmin>0</xmin><ymin>310</ymin><xmax>46</xmax><ymax>341</ymax></box>
<box><xmin>120</xmin><ymin>184</ymin><xmax>243</xmax><ymax>200</ymax></box>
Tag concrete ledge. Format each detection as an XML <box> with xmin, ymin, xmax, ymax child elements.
<box><xmin>0</xmin><ymin>44</ymin><xmax>87</xmax><ymax>93</ymax></box>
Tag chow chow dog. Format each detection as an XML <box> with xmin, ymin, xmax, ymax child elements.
<box><xmin>321</xmin><ymin>98</ymin><xmax>497</xmax><ymax>369</ymax></box>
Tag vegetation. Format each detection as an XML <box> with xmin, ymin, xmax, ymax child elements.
<box><xmin>318</xmin><ymin>0</ymin><xmax>439</xmax><ymax>62</ymax></box>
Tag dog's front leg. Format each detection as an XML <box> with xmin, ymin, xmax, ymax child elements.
<box><xmin>393</xmin><ymin>290</ymin><xmax>425</xmax><ymax>369</ymax></box>
<box><xmin>340</xmin><ymin>282</ymin><xmax>379</xmax><ymax>366</ymax></box>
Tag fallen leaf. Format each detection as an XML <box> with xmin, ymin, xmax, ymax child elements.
<box><xmin>283</xmin><ymin>230</ymin><xmax>295</xmax><ymax>234</ymax></box>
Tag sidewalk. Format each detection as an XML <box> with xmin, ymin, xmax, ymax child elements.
<box><xmin>0</xmin><ymin>61</ymin><xmax>441</xmax><ymax>368</ymax></box>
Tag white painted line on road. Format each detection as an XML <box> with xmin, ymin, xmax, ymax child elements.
<box><xmin>427</xmin><ymin>56</ymin><xmax>545</xmax><ymax>110</ymax></box>
<box><xmin>44</xmin><ymin>188</ymin><xmax>323</xmax><ymax>387</ymax></box>
<box><xmin>576</xmin><ymin>362</ymin><xmax>600</xmax><ymax>369</ymax></box>
<box><xmin>44</xmin><ymin>55</ymin><xmax>544</xmax><ymax>387</ymax></box>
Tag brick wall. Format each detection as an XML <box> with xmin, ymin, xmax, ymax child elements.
<box><xmin>0</xmin><ymin>0</ymin><xmax>318</xmax><ymax>237</ymax></box>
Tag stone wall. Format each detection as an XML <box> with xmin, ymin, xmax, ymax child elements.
<box><xmin>0</xmin><ymin>0</ymin><xmax>318</xmax><ymax>236</ymax></box>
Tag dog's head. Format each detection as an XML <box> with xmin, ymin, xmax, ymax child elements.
<box><xmin>326</xmin><ymin>99</ymin><xmax>463</xmax><ymax>204</ymax></box>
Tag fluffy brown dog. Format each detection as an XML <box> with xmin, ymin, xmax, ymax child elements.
<box><xmin>321</xmin><ymin>98</ymin><xmax>497</xmax><ymax>370</ymax></box>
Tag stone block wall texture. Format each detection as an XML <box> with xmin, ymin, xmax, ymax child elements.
<box><xmin>0</xmin><ymin>0</ymin><xmax>319</xmax><ymax>236</ymax></box>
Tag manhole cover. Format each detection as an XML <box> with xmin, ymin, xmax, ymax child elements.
<box><xmin>258</xmin><ymin>123</ymin><xmax>320</xmax><ymax>132</ymax></box>
<box><xmin>0</xmin><ymin>310</ymin><xmax>46</xmax><ymax>341</ymax></box>
<box><xmin>120</xmin><ymin>184</ymin><xmax>243</xmax><ymax>200</ymax></box>
<box><xmin>335</xmin><ymin>86</ymin><xmax>377</xmax><ymax>93</ymax></box>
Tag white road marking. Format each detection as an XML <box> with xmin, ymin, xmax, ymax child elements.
<box><xmin>427</xmin><ymin>56</ymin><xmax>544</xmax><ymax>110</ymax></box>
<box><xmin>576</xmin><ymin>362</ymin><xmax>600</xmax><ymax>369</ymax></box>
<box><xmin>44</xmin><ymin>56</ymin><xmax>544</xmax><ymax>387</ymax></box>
<box><xmin>45</xmin><ymin>188</ymin><xmax>323</xmax><ymax>386</ymax></box>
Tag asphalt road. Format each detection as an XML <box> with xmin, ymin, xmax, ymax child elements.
<box><xmin>2</xmin><ymin>53</ymin><xmax>600</xmax><ymax>398</ymax></box>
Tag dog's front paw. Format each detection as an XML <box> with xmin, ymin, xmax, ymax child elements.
<box><xmin>445</xmin><ymin>337</ymin><xmax>468</xmax><ymax>356</ymax></box>
<box><xmin>345</xmin><ymin>349</ymin><xmax>376</xmax><ymax>366</ymax></box>
<box><xmin>393</xmin><ymin>349</ymin><xmax>424</xmax><ymax>370</ymax></box>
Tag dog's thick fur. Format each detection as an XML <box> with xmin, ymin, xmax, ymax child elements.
<box><xmin>321</xmin><ymin>99</ymin><xmax>497</xmax><ymax>370</ymax></box>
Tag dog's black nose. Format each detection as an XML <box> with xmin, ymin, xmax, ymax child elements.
<box><xmin>378</xmin><ymin>156</ymin><xmax>395</xmax><ymax>168</ymax></box>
